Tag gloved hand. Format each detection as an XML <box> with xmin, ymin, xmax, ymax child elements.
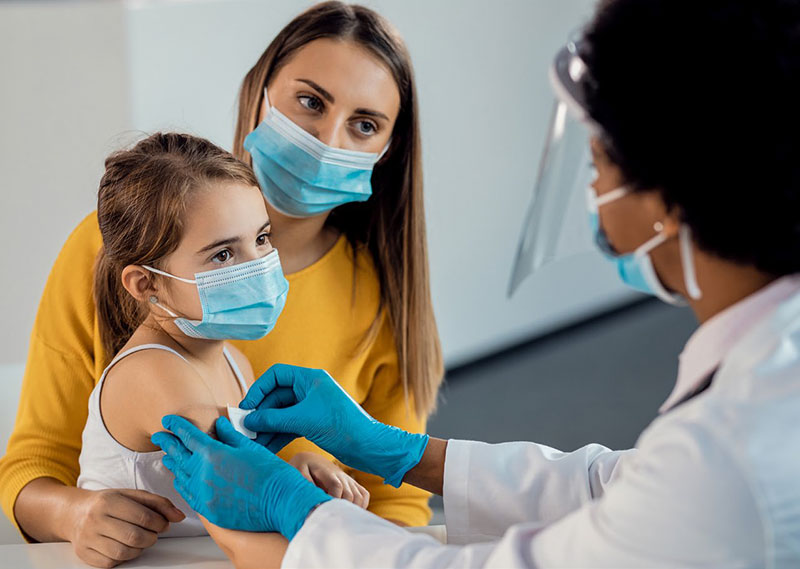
<box><xmin>151</xmin><ymin>414</ymin><xmax>331</xmax><ymax>540</ymax></box>
<box><xmin>240</xmin><ymin>363</ymin><xmax>429</xmax><ymax>488</ymax></box>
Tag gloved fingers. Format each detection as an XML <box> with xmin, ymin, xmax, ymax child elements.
<box><xmin>152</xmin><ymin>431</ymin><xmax>192</xmax><ymax>472</ymax></box>
<box><xmin>215</xmin><ymin>416</ymin><xmax>252</xmax><ymax>449</ymax></box>
<box><xmin>162</xmin><ymin>414</ymin><xmax>217</xmax><ymax>454</ymax></box>
<box><xmin>239</xmin><ymin>363</ymin><xmax>303</xmax><ymax>410</ymax></box>
<box><xmin>254</xmin><ymin>432</ymin><xmax>298</xmax><ymax>454</ymax></box>
<box><xmin>243</xmin><ymin>406</ymin><xmax>299</xmax><ymax>436</ymax></box>
<box><xmin>172</xmin><ymin>476</ymin><xmax>195</xmax><ymax>511</ymax></box>
<box><xmin>259</xmin><ymin>387</ymin><xmax>298</xmax><ymax>410</ymax></box>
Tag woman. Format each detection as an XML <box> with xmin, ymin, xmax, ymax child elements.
<box><xmin>155</xmin><ymin>0</ymin><xmax>800</xmax><ymax>566</ymax></box>
<box><xmin>0</xmin><ymin>2</ymin><xmax>442</xmax><ymax>566</ymax></box>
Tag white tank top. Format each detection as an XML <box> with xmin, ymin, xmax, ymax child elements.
<box><xmin>77</xmin><ymin>343</ymin><xmax>248</xmax><ymax>537</ymax></box>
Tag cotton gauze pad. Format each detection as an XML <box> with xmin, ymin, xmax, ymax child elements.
<box><xmin>227</xmin><ymin>406</ymin><xmax>257</xmax><ymax>439</ymax></box>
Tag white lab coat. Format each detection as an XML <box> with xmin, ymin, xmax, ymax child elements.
<box><xmin>283</xmin><ymin>285</ymin><xmax>800</xmax><ymax>568</ymax></box>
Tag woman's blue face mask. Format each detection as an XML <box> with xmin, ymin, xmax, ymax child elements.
<box><xmin>243</xmin><ymin>88</ymin><xmax>389</xmax><ymax>219</ymax></box>
<box><xmin>586</xmin><ymin>185</ymin><xmax>702</xmax><ymax>305</ymax></box>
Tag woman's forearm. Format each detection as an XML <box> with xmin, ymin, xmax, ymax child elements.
<box><xmin>402</xmin><ymin>437</ymin><xmax>448</xmax><ymax>496</ymax></box>
<box><xmin>14</xmin><ymin>477</ymin><xmax>78</xmax><ymax>542</ymax></box>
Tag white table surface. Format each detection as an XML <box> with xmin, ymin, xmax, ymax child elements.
<box><xmin>0</xmin><ymin>536</ymin><xmax>231</xmax><ymax>569</ymax></box>
<box><xmin>0</xmin><ymin>526</ymin><xmax>447</xmax><ymax>568</ymax></box>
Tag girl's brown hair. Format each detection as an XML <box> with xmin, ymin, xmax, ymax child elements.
<box><xmin>233</xmin><ymin>1</ymin><xmax>443</xmax><ymax>418</ymax></box>
<box><xmin>95</xmin><ymin>132</ymin><xmax>259</xmax><ymax>357</ymax></box>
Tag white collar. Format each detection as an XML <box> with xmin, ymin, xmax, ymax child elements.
<box><xmin>660</xmin><ymin>275</ymin><xmax>800</xmax><ymax>413</ymax></box>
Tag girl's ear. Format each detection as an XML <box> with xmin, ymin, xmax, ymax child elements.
<box><xmin>121</xmin><ymin>265</ymin><xmax>157</xmax><ymax>302</ymax></box>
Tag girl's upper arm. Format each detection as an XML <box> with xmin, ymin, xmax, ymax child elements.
<box><xmin>101</xmin><ymin>350</ymin><xmax>224</xmax><ymax>450</ymax></box>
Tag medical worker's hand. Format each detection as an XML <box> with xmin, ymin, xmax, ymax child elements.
<box><xmin>240</xmin><ymin>363</ymin><xmax>429</xmax><ymax>487</ymax></box>
<box><xmin>151</xmin><ymin>414</ymin><xmax>331</xmax><ymax>540</ymax></box>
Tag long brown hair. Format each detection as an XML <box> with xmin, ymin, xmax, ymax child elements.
<box><xmin>233</xmin><ymin>2</ymin><xmax>443</xmax><ymax>418</ymax></box>
<box><xmin>95</xmin><ymin>132</ymin><xmax>259</xmax><ymax>357</ymax></box>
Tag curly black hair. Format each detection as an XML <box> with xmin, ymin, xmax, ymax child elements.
<box><xmin>582</xmin><ymin>0</ymin><xmax>800</xmax><ymax>276</ymax></box>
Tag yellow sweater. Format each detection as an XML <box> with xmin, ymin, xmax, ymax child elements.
<box><xmin>0</xmin><ymin>213</ymin><xmax>432</xmax><ymax>530</ymax></box>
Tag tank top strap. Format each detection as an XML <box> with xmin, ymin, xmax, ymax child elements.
<box><xmin>99</xmin><ymin>344</ymin><xmax>190</xmax><ymax>386</ymax></box>
<box><xmin>222</xmin><ymin>346</ymin><xmax>249</xmax><ymax>393</ymax></box>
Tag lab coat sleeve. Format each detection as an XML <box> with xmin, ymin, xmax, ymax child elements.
<box><xmin>282</xmin><ymin>416</ymin><xmax>763</xmax><ymax>569</ymax></box>
<box><xmin>443</xmin><ymin>439</ymin><xmax>632</xmax><ymax>543</ymax></box>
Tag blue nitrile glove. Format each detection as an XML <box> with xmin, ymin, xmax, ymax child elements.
<box><xmin>240</xmin><ymin>363</ymin><xmax>429</xmax><ymax>488</ymax></box>
<box><xmin>151</xmin><ymin>414</ymin><xmax>331</xmax><ymax>540</ymax></box>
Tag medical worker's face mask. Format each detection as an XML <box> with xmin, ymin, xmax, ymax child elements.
<box><xmin>243</xmin><ymin>88</ymin><xmax>391</xmax><ymax>219</ymax></box>
<box><xmin>586</xmin><ymin>186</ymin><xmax>702</xmax><ymax>305</ymax></box>
<box><xmin>143</xmin><ymin>250</ymin><xmax>289</xmax><ymax>341</ymax></box>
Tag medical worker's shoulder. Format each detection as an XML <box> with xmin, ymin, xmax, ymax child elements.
<box><xmin>100</xmin><ymin>346</ymin><xmax>219</xmax><ymax>452</ymax></box>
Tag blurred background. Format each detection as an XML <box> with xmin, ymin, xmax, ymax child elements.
<box><xmin>0</xmin><ymin>0</ymin><xmax>696</xmax><ymax>542</ymax></box>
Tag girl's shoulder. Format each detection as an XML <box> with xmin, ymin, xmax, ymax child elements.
<box><xmin>100</xmin><ymin>344</ymin><xmax>218</xmax><ymax>451</ymax></box>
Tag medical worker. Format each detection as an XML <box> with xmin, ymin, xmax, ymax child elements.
<box><xmin>154</xmin><ymin>0</ymin><xmax>800</xmax><ymax>566</ymax></box>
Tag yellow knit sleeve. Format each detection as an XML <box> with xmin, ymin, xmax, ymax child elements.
<box><xmin>0</xmin><ymin>213</ymin><xmax>103</xmax><ymax>532</ymax></box>
<box><xmin>348</xmin><ymin>313</ymin><xmax>433</xmax><ymax>527</ymax></box>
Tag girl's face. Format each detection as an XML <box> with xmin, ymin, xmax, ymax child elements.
<box><xmin>156</xmin><ymin>182</ymin><xmax>272</xmax><ymax>321</ymax></box>
<box><xmin>262</xmin><ymin>38</ymin><xmax>401</xmax><ymax>153</ymax></box>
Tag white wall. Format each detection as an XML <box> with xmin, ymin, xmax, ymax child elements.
<box><xmin>0</xmin><ymin>0</ymin><xmax>634</xmax><ymax>369</ymax></box>
<box><xmin>0</xmin><ymin>0</ymin><xmax>132</xmax><ymax>365</ymax></box>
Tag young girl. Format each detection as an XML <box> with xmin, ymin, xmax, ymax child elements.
<box><xmin>77</xmin><ymin>132</ymin><xmax>368</xmax><ymax>552</ymax></box>
<box><xmin>3</xmin><ymin>3</ymin><xmax>442</xmax><ymax>565</ymax></box>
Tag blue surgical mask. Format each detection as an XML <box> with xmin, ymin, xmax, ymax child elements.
<box><xmin>243</xmin><ymin>88</ymin><xmax>388</xmax><ymax>218</ymax></box>
<box><xmin>586</xmin><ymin>186</ymin><xmax>702</xmax><ymax>306</ymax></box>
<box><xmin>143</xmin><ymin>250</ymin><xmax>289</xmax><ymax>340</ymax></box>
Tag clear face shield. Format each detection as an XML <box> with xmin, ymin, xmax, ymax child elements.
<box><xmin>507</xmin><ymin>39</ymin><xmax>599</xmax><ymax>297</ymax></box>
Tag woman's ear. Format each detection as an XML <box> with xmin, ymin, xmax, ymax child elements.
<box><xmin>121</xmin><ymin>265</ymin><xmax>156</xmax><ymax>302</ymax></box>
<box><xmin>641</xmin><ymin>190</ymin><xmax>681</xmax><ymax>239</ymax></box>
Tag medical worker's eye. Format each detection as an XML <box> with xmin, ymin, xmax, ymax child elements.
<box><xmin>298</xmin><ymin>94</ymin><xmax>324</xmax><ymax>113</ymax></box>
<box><xmin>353</xmin><ymin>119</ymin><xmax>378</xmax><ymax>136</ymax></box>
<box><xmin>211</xmin><ymin>249</ymin><xmax>232</xmax><ymax>264</ymax></box>
<box><xmin>256</xmin><ymin>232</ymin><xmax>270</xmax><ymax>247</ymax></box>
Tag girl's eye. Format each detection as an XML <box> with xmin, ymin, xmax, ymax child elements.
<box><xmin>212</xmin><ymin>249</ymin><xmax>232</xmax><ymax>264</ymax></box>
<box><xmin>256</xmin><ymin>232</ymin><xmax>271</xmax><ymax>246</ymax></box>
<box><xmin>298</xmin><ymin>94</ymin><xmax>324</xmax><ymax>112</ymax></box>
<box><xmin>354</xmin><ymin>120</ymin><xmax>377</xmax><ymax>136</ymax></box>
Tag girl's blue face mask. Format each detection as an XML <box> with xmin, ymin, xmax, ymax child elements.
<box><xmin>143</xmin><ymin>250</ymin><xmax>289</xmax><ymax>341</ymax></box>
<box><xmin>243</xmin><ymin>88</ymin><xmax>389</xmax><ymax>218</ymax></box>
<box><xmin>586</xmin><ymin>186</ymin><xmax>702</xmax><ymax>306</ymax></box>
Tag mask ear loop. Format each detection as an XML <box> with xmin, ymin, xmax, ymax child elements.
<box><xmin>679</xmin><ymin>225</ymin><xmax>703</xmax><ymax>300</ymax></box>
<box><xmin>141</xmin><ymin>265</ymin><xmax>196</xmax><ymax>319</ymax></box>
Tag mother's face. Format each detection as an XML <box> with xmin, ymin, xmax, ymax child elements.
<box><xmin>261</xmin><ymin>38</ymin><xmax>401</xmax><ymax>154</ymax></box>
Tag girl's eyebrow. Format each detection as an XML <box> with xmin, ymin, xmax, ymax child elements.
<box><xmin>195</xmin><ymin>221</ymin><xmax>271</xmax><ymax>255</ymax></box>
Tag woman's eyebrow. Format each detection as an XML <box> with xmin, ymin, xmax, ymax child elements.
<box><xmin>296</xmin><ymin>78</ymin><xmax>389</xmax><ymax>121</ymax></box>
<box><xmin>297</xmin><ymin>78</ymin><xmax>335</xmax><ymax>103</ymax></box>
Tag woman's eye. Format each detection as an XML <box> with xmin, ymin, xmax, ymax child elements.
<box><xmin>298</xmin><ymin>95</ymin><xmax>324</xmax><ymax>112</ymax></box>
<box><xmin>256</xmin><ymin>232</ymin><xmax>271</xmax><ymax>246</ymax></box>
<box><xmin>212</xmin><ymin>249</ymin><xmax>232</xmax><ymax>264</ymax></box>
<box><xmin>355</xmin><ymin>120</ymin><xmax>377</xmax><ymax>136</ymax></box>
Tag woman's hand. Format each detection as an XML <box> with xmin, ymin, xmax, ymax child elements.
<box><xmin>289</xmin><ymin>453</ymin><xmax>370</xmax><ymax>509</ymax></box>
<box><xmin>240</xmin><ymin>363</ymin><xmax>429</xmax><ymax>487</ymax></box>
<box><xmin>64</xmin><ymin>486</ymin><xmax>184</xmax><ymax>568</ymax></box>
<box><xmin>201</xmin><ymin>515</ymin><xmax>288</xmax><ymax>569</ymax></box>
